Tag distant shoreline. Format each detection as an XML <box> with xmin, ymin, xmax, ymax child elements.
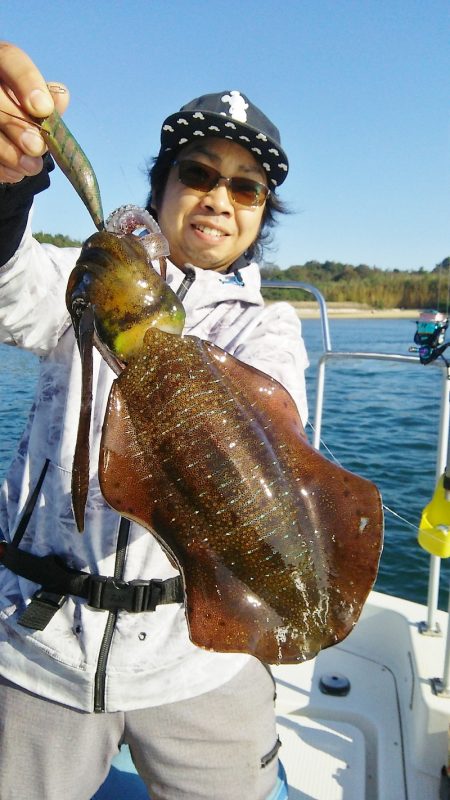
<box><xmin>276</xmin><ymin>301</ymin><xmax>421</xmax><ymax>320</ymax></box>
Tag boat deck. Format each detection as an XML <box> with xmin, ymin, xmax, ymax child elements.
<box><xmin>93</xmin><ymin>590</ymin><xmax>449</xmax><ymax>799</ymax></box>
<box><xmin>273</xmin><ymin>590</ymin><xmax>449</xmax><ymax>799</ymax></box>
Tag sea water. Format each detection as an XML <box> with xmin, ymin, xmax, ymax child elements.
<box><xmin>302</xmin><ymin>316</ymin><xmax>449</xmax><ymax>608</ymax></box>
<box><xmin>0</xmin><ymin>317</ymin><xmax>448</xmax><ymax>608</ymax></box>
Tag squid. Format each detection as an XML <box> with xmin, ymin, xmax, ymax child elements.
<box><xmin>66</xmin><ymin>207</ymin><xmax>383</xmax><ymax>664</ymax></box>
<box><xmin>26</xmin><ymin>101</ymin><xmax>384</xmax><ymax>664</ymax></box>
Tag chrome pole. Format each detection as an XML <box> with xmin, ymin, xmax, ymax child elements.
<box><xmin>312</xmin><ymin>357</ymin><xmax>326</xmax><ymax>451</ymax></box>
<box><xmin>425</xmin><ymin>365</ymin><xmax>450</xmax><ymax>632</ymax></box>
<box><xmin>442</xmin><ymin>587</ymin><xmax>450</xmax><ymax>694</ymax></box>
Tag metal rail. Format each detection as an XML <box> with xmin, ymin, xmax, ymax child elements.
<box><xmin>261</xmin><ymin>280</ymin><xmax>332</xmax><ymax>351</ymax></box>
<box><xmin>262</xmin><ymin>278</ymin><xmax>450</xmax><ymax>693</ymax></box>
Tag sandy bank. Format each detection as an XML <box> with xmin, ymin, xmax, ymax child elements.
<box><xmin>278</xmin><ymin>301</ymin><xmax>421</xmax><ymax>320</ymax></box>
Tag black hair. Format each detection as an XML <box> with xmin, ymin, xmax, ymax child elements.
<box><xmin>144</xmin><ymin>147</ymin><xmax>289</xmax><ymax>264</ymax></box>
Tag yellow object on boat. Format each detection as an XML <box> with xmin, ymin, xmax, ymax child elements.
<box><xmin>418</xmin><ymin>475</ymin><xmax>450</xmax><ymax>558</ymax></box>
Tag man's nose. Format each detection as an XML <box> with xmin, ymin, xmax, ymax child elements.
<box><xmin>201</xmin><ymin>179</ymin><xmax>234</xmax><ymax>213</ymax></box>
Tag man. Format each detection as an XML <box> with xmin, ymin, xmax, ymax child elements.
<box><xmin>0</xmin><ymin>42</ymin><xmax>308</xmax><ymax>799</ymax></box>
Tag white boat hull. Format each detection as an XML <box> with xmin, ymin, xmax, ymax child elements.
<box><xmin>273</xmin><ymin>589</ymin><xmax>450</xmax><ymax>799</ymax></box>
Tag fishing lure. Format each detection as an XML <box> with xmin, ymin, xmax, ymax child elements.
<box><xmin>3</xmin><ymin>105</ymin><xmax>104</xmax><ymax>230</ymax></box>
<box><xmin>38</xmin><ymin>109</ymin><xmax>104</xmax><ymax>231</ymax></box>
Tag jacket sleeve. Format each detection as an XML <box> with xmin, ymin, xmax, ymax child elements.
<box><xmin>0</xmin><ymin>153</ymin><xmax>54</xmax><ymax>267</ymax></box>
<box><xmin>0</xmin><ymin>158</ymin><xmax>80</xmax><ymax>356</ymax></box>
<box><xmin>232</xmin><ymin>302</ymin><xmax>310</xmax><ymax>426</ymax></box>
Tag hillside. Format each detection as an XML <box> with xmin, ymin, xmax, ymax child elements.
<box><xmin>33</xmin><ymin>233</ymin><xmax>449</xmax><ymax>312</ymax></box>
<box><xmin>261</xmin><ymin>258</ymin><xmax>450</xmax><ymax>310</ymax></box>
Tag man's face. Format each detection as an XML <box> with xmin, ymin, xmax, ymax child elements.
<box><xmin>155</xmin><ymin>138</ymin><xmax>267</xmax><ymax>272</ymax></box>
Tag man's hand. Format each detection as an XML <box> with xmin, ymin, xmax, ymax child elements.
<box><xmin>0</xmin><ymin>42</ymin><xmax>69</xmax><ymax>183</ymax></box>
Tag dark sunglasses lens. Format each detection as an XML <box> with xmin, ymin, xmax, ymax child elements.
<box><xmin>177</xmin><ymin>160</ymin><xmax>268</xmax><ymax>207</ymax></box>
<box><xmin>178</xmin><ymin>161</ymin><xmax>217</xmax><ymax>191</ymax></box>
<box><xmin>230</xmin><ymin>178</ymin><xmax>268</xmax><ymax>207</ymax></box>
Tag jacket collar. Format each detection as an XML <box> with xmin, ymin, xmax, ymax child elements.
<box><xmin>225</xmin><ymin>253</ymin><xmax>251</xmax><ymax>274</ymax></box>
<box><xmin>164</xmin><ymin>259</ymin><xmax>264</xmax><ymax>311</ymax></box>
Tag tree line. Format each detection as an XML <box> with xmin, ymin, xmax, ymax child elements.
<box><xmin>34</xmin><ymin>233</ymin><xmax>450</xmax><ymax>311</ymax></box>
<box><xmin>35</xmin><ymin>232</ymin><xmax>83</xmax><ymax>248</ymax></box>
<box><xmin>261</xmin><ymin>258</ymin><xmax>450</xmax><ymax>310</ymax></box>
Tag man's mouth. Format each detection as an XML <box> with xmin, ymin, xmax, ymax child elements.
<box><xmin>193</xmin><ymin>224</ymin><xmax>226</xmax><ymax>239</ymax></box>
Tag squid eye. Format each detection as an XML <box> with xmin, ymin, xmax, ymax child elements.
<box><xmin>69</xmin><ymin>298</ymin><xmax>91</xmax><ymax>339</ymax></box>
<box><xmin>70</xmin><ymin>297</ymin><xmax>88</xmax><ymax>319</ymax></box>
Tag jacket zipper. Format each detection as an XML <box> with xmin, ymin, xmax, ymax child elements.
<box><xmin>93</xmin><ymin>517</ymin><xmax>130</xmax><ymax>712</ymax></box>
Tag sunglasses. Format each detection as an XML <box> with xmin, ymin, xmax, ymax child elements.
<box><xmin>174</xmin><ymin>159</ymin><xmax>270</xmax><ymax>208</ymax></box>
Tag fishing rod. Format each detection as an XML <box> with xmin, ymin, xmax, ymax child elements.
<box><xmin>409</xmin><ymin>309</ymin><xmax>450</xmax><ymax>365</ymax></box>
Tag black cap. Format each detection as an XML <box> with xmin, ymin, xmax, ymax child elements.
<box><xmin>159</xmin><ymin>90</ymin><xmax>289</xmax><ymax>188</ymax></box>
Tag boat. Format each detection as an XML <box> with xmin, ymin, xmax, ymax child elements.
<box><xmin>91</xmin><ymin>282</ymin><xmax>450</xmax><ymax>799</ymax></box>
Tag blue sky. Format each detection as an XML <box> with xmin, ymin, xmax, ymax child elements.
<box><xmin>2</xmin><ymin>0</ymin><xmax>449</xmax><ymax>271</ymax></box>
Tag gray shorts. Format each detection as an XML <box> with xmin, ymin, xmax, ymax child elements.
<box><xmin>0</xmin><ymin>658</ymin><xmax>280</xmax><ymax>800</ymax></box>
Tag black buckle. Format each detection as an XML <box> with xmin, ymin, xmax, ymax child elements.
<box><xmin>87</xmin><ymin>575</ymin><xmax>164</xmax><ymax>613</ymax></box>
<box><xmin>146</xmin><ymin>579</ymin><xmax>163</xmax><ymax>612</ymax></box>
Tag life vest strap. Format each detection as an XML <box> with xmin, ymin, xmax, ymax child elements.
<box><xmin>0</xmin><ymin>540</ymin><xmax>183</xmax><ymax>629</ymax></box>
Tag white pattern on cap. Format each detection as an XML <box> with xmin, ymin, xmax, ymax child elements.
<box><xmin>221</xmin><ymin>91</ymin><xmax>249</xmax><ymax>122</ymax></box>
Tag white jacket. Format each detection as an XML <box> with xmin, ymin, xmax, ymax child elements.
<box><xmin>0</xmin><ymin>213</ymin><xmax>309</xmax><ymax>713</ymax></box>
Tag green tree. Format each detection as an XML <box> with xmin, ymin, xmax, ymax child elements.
<box><xmin>260</xmin><ymin>258</ymin><xmax>450</xmax><ymax>309</ymax></box>
<box><xmin>35</xmin><ymin>231</ymin><xmax>82</xmax><ymax>247</ymax></box>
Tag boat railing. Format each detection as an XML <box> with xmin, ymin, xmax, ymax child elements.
<box><xmin>261</xmin><ymin>278</ymin><xmax>450</xmax><ymax>696</ymax></box>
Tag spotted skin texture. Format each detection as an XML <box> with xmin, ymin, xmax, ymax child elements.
<box><xmin>66</xmin><ymin>232</ymin><xmax>185</xmax><ymax>362</ymax></box>
<box><xmin>99</xmin><ymin>328</ymin><xmax>383</xmax><ymax>664</ymax></box>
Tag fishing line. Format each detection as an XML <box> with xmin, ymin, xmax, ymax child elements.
<box><xmin>381</xmin><ymin>504</ymin><xmax>418</xmax><ymax>531</ymax></box>
<box><xmin>437</xmin><ymin>262</ymin><xmax>441</xmax><ymax>312</ymax></box>
<box><xmin>441</xmin><ymin>264</ymin><xmax>450</xmax><ymax>317</ymax></box>
<box><xmin>436</xmin><ymin>258</ymin><xmax>450</xmax><ymax>318</ymax></box>
<box><xmin>306</xmin><ymin>421</ymin><xmax>418</xmax><ymax>533</ymax></box>
<box><xmin>439</xmin><ymin>256</ymin><xmax>450</xmax><ymax>317</ymax></box>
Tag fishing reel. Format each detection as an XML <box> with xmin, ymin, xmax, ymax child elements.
<box><xmin>409</xmin><ymin>310</ymin><xmax>449</xmax><ymax>365</ymax></box>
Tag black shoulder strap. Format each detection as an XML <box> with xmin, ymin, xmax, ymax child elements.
<box><xmin>12</xmin><ymin>459</ymin><xmax>50</xmax><ymax>546</ymax></box>
<box><xmin>176</xmin><ymin>266</ymin><xmax>196</xmax><ymax>300</ymax></box>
